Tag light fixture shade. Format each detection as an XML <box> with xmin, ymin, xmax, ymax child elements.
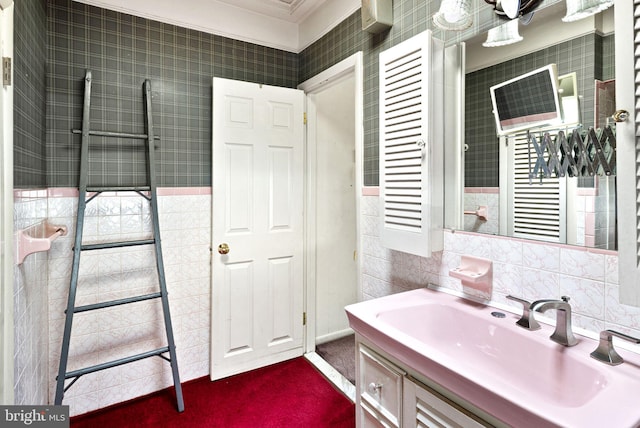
<box><xmin>433</xmin><ymin>0</ymin><xmax>473</xmax><ymax>31</ymax></box>
<box><xmin>482</xmin><ymin>20</ymin><xmax>523</xmax><ymax>48</ymax></box>
<box><xmin>562</xmin><ymin>0</ymin><xmax>613</xmax><ymax>22</ymax></box>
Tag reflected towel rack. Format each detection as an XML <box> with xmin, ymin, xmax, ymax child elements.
<box><xmin>15</xmin><ymin>220</ymin><xmax>67</xmax><ymax>265</ymax></box>
<box><xmin>464</xmin><ymin>206</ymin><xmax>487</xmax><ymax>221</ymax></box>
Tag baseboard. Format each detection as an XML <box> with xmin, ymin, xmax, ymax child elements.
<box><xmin>315</xmin><ymin>328</ymin><xmax>354</xmax><ymax>345</ymax></box>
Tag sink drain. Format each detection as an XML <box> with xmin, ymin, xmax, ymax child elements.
<box><xmin>491</xmin><ymin>311</ymin><xmax>506</xmax><ymax>318</ymax></box>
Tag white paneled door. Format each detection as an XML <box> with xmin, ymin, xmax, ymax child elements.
<box><xmin>211</xmin><ymin>77</ymin><xmax>305</xmax><ymax>380</ymax></box>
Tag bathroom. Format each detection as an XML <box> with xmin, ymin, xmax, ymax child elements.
<box><xmin>3</xmin><ymin>0</ymin><xmax>640</xmax><ymax>425</ymax></box>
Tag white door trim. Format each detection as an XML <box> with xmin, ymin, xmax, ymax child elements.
<box><xmin>0</xmin><ymin>1</ymin><xmax>14</xmax><ymax>405</ymax></box>
<box><xmin>298</xmin><ymin>51</ymin><xmax>364</xmax><ymax>352</ymax></box>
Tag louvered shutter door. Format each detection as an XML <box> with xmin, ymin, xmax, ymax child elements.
<box><xmin>617</xmin><ymin>0</ymin><xmax>640</xmax><ymax>305</ymax></box>
<box><xmin>379</xmin><ymin>31</ymin><xmax>444</xmax><ymax>257</ymax></box>
<box><xmin>509</xmin><ymin>134</ymin><xmax>566</xmax><ymax>243</ymax></box>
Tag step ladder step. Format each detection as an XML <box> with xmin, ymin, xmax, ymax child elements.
<box><xmin>62</xmin><ymin>347</ymin><xmax>170</xmax><ymax>380</ymax></box>
<box><xmin>73</xmin><ymin>292</ymin><xmax>162</xmax><ymax>313</ymax></box>
<box><xmin>81</xmin><ymin>239</ymin><xmax>155</xmax><ymax>251</ymax></box>
<box><xmin>87</xmin><ymin>186</ymin><xmax>151</xmax><ymax>192</ymax></box>
<box><xmin>72</xmin><ymin>129</ymin><xmax>160</xmax><ymax>140</ymax></box>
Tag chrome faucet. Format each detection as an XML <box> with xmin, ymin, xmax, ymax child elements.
<box><xmin>531</xmin><ymin>296</ymin><xmax>578</xmax><ymax>347</ymax></box>
<box><xmin>590</xmin><ymin>329</ymin><xmax>640</xmax><ymax>365</ymax></box>
<box><xmin>506</xmin><ymin>295</ymin><xmax>541</xmax><ymax>330</ymax></box>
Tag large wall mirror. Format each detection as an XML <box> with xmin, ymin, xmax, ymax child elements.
<box><xmin>447</xmin><ymin>2</ymin><xmax>616</xmax><ymax>250</ymax></box>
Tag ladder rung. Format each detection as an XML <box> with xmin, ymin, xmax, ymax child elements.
<box><xmin>73</xmin><ymin>292</ymin><xmax>162</xmax><ymax>313</ymax></box>
<box><xmin>63</xmin><ymin>347</ymin><xmax>170</xmax><ymax>379</ymax></box>
<box><xmin>81</xmin><ymin>239</ymin><xmax>155</xmax><ymax>251</ymax></box>
<box><xmin>72</xmin><ymin>129</ymin><xmax>160</xmax><ymax>140</ymax></box>
<box><xmin>87</xmin><ymin>186</ymin><xmax>151</xmax><ymax>192</ymax></box>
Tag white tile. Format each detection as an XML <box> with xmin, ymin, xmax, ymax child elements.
<box><xmin>558</xmin><ymin>275</ymin><xmax>605</xmax><ymax>319</ymax></box>
<box><xmin>559</xmin><ymin>248</ymin><xmax>605</xmax><ymax>281</ymax></box>
<box><xmin>522</xmin><ymin>242</ymin><xmax>560</xmax><ymax>272</ymax></box>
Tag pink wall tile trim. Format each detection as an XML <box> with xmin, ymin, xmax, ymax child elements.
<box><xmin>577</xmin><ymin>187</ymin><xmax>598</xmax><ymax>196</ymax></box>
<box><xmin>13</xmin><ymin>189</ymin><xmax>48</xmax><ymax>199</ymax></box>
<box><xmin>464</xmin><ymin>187</ymin><xmax>499</xmax><ymax>194</ymax></box>
<box><xmin>47</xmin><ymin>188</ymin><xmax>78</xmax><ymax>198</ymax></box>
<box><xmin>156</xmin><ymin>187</ymin><xmax>212</xmax><ymax>196</ymax></box>
<box><xmin>446</xmin><ymin>229</ymin><xmax>617</xmax><ymax>256</ymax></box>
<box><xmin>362</xmin><ymin>187</ymin><xmax>379</xmax><ymax>196</ymax></box>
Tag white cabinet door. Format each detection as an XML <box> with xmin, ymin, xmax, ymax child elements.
<box><xmin>403</xmin><ymin>378</ymin><xmax>487</xmax><ymax>428</ymax></box>
<box><xmin>379</xmin><ymin>30</ymin><xmax>444</xmax><ymax>257</ymax></box>
<box><xmin>211</xmin><ymin>77</ymin><xmax>305</xmax><ymax>380</ymax></box>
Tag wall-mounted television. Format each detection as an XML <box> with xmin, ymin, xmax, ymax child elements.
<box><xmin>490</xmin><ymin>64</ymin><xmax>563</xmax><ymax>135</ymax></box>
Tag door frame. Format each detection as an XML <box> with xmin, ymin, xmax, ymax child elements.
<box><xmin>0</xmin><ymin>0</ymin><xmax>14</xmax><ymax>405</ymax></box>
<box><xmin>298</xmin><ymin>52</ymin><xmax>364</xmax><ymax>352</ymax></box>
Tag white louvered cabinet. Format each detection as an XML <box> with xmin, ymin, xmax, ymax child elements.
<box><xmin>378</xmin><ymin>30</ymin><xmax>445</xmax><ymax>257</ymax></box>
<box><xmin>502</xmin><ymin>134</ymin><xmax>566</xmax><ymax>243</ymax></box>
<box><xmin>403</xmin><ymin>378</ymin><xmax>486</xmax><ymax>428</ymax></box>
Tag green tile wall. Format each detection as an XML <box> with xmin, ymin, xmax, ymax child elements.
<box><xmin>299</xmin><ymin>1</ymin><xmax>565</xmax><ymax>186</ymax></box>
<box><xmin>46</xmin><ymin>0</ymin><xmax>299</xmax><ymax>187</ymax></box>
<box><xmin>15</xmin><ymin>0</ymin><xmax>573</xmax><ymax>188</ymax></box>
<box><xmin>14</xmin><ymin>0</ymin><xmax>47</xmax><ymax>188</ymax></box>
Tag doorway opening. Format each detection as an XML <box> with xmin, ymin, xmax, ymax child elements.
<box><xmin>299</xmin><ymin>52</ymin><xmax>363</xmax><ymax>401</ymax></box>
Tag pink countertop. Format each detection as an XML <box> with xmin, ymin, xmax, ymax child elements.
<box><xmin>345</xmin><ymin>288</ymin><xmax>640</xmax><ymax>428</ymax></box>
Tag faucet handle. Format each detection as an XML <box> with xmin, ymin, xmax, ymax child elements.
<box><xmin>590</xmin><ymin>329</ymin><xmax>640</xmax><ymax>365</ymax></box>
<box><xmin>506</xmin><ymin>295</ymin><xmax>541</xmax><ymax>331</ymax></box>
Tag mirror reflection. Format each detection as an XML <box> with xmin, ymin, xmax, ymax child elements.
<box><xmin>461</xmin><ymin>3</ymin><xmax>616</xmax><ymax>250</ymax></box>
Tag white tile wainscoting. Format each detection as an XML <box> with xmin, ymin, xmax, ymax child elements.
<box><xmin>13</xmin><ymin>187</ymin><xmax>640</xmax><ymax>416</ymax></box>
<box><xmin>16</xmin><ymin>188</ymin><xmax>211</xmax><ymax>416</ymax></box>
<box><xmin>360</xmin><ymin>192</ymin><xmax>640</xmax><ymax>339</ymax></box>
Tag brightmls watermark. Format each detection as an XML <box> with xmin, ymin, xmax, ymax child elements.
<box><xmin>1</xmin><ymin>406</ymin><xmax>69</xmax><ymax>427</ymax></box>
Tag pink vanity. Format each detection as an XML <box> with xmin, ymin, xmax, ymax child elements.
<box><xmin>346</xmin><ymin>288</ymin><xmax>640</xmax><ymax>428</ymax></box>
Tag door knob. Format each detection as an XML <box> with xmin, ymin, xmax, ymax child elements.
<box><xmin>218</xmin><ymin>243</ymin><xmax>230</xmax><ymax>255</ymax></box>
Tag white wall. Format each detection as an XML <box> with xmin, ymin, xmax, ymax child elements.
<box><xmin>314</xmin><ymin>75</ymin><xmax>358</xmax><ymax>342</ymax></box>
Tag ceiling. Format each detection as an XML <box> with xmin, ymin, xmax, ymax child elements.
<box><xmin>216</xmin><ymin>0</ymin><xmax>329</xmax><ymax>23</ymax></box>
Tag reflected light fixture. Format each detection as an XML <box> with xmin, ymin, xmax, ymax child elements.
<box><xmin>562</xmin><ymin>0</ymin><xmax>613</xmax><ymax>22</ymax></box>
<box><xmin>482</xmin><ymin>19</ymin><xmax>523</xmax><ymax>47</ymax></box>
<box><xmin>433</xmin><ymin>0</ymin><xmax>473</xmax><ymax>31</ymax></box>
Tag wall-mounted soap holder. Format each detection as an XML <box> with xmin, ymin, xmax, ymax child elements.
<box><xmin>449</xmin><ymin>255</ymin><xmax>493</xmax><ymax>299</ymax></box>
<box><xmin>15</xmin><ymin>221</ymin><xmax>68</xmax><ymax>265</ymax></box>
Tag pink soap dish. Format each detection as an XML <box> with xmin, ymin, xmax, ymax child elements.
<box><xmin>449</xmin><ymin>255</ymin><xmax>493</xmax><ymax>299</ymax></box>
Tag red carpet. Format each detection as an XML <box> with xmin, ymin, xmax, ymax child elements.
<box><xmin>71</xmin><ymin>357</ymin><xmax>355</xmax><ymax>427</ymax></box>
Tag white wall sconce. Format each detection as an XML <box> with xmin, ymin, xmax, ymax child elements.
<box><xmin>562</xmin><ymin>0</ymin><xmax>613</xmax><ymax>22</ymax></box>
<box><xmin>433</xmin><ymin>0</ymin><xmax>473</xmax><ymax>31</ymax></box>
<box><xmin>482</xmin><ymin>19</ymin><xmax>523</xmax><ymax>47</ymax></box>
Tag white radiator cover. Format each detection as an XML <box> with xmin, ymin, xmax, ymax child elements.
<box><xmin>378</xmin><ymin>30</ymin><xmax>444</xmax><ymax>257</ymax></box>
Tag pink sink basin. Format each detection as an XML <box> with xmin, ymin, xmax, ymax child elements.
<box><xmin>345</xmin><ymin>288</ymin><xmax>640</xmax><ymax>428</ymax></box>
<box><xmin>377</xmin><ymin>303</ymin><xmax>608</xmax><ymax>408</ymax></box>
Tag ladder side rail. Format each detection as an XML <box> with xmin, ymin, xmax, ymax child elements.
<box><xmin>55</xmin><ymin>70</ymin><xmax>93</xmax><ymax>405</ymax></box>
<box><xmin>143</xmin><ymin>79</ymin><xmax>184</xmax><ymax>412</ymax></box>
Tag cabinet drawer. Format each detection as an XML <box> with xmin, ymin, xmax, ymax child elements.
<box><xmin>359</xmin><ymin>345</ymin><xmax>405</xmax><ymax>427</ymax></box>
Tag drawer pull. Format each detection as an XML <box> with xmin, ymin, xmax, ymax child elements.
<box><xmin>368</xmin><ymin>382</ymin><xmax>383</xmax><ymax>395</ymax></box>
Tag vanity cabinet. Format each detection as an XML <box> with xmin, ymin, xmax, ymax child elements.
<box><xmin>357</xmin><ymin>342</ymin><xmax>490</xmax><ymax>428</ymax></box>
